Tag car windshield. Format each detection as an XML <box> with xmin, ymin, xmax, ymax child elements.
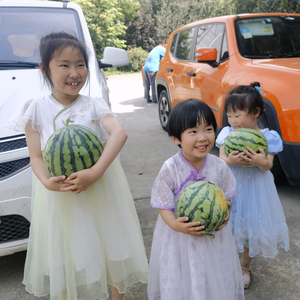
<box><xmin>235</xmin><ymin>16</ymin><xmax>300</xmax><ymax>59</ymax></box>
<box><xmin>0</xmin><ymin>7</ymin><xmax>83</xmax><ymax>69</ymax></box>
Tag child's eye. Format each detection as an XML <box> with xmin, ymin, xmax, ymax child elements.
<box><xmin>189</xmin><ymin>130</ymin><xmax>197</xmax><ymax>134</ymax></box>
<box><xmin>78</xmin><ymin>64</ymin><xmax>86</xmax><ymax>67</ymax></box>
<box><xmin>207</xmin><ymin>127</ymin><xmax>213</xmax><ymax>132</ymax></box>
<box><xmin>60</xmin><ymin>64</ymin><xmax>68</xmax><ymax>67</ymax></box>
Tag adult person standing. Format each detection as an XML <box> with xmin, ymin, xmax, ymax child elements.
<box><xmin>144</xmin><ymin>40</ymin><xmax>167</xmax><ymax>103</ymax></box>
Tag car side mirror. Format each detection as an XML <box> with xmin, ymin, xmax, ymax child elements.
<box><xmin>98</xmin><ymin>47</ymin><xmax>130</xmax><ymax>69</ymax></box>
<box><xmin>195</xmin><ymin>47</ymin><xmax>220</xmax><ymax>68</ymax></box>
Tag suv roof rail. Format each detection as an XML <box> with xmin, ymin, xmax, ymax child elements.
<box><xmin>63</xmin><ymin>0</ymin><xmax>70</xmax><ymax>8</ymax></box>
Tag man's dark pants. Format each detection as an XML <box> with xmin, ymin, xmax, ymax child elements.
<box><xmin>144</xmin><ymin>71</ymin><xmax>157</xmax><ymax>103</ymax></box>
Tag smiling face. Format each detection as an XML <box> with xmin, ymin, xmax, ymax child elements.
<box><xmin>227</xmin><ymin>108</ymin><xmax>260</xmax><ymax>131</ymax></box>
<box><xmin>171</xmin><ymin>120</ymin><xmax>215</xmax><ymax>170</ymax></box>
<box><xmin>45</xmin><ymin>46</ymin><xmax>88</xmax><ymax>105</ymax></box>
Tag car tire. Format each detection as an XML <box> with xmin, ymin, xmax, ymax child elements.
<box><xmin>158</xmin><ymin>90</ymin><xmax>171</xmax><ymax>131</ymax></box>
<box><xmin>258</xmin><ymin>114</ymin><xmax>286</xmax><ymax>184</ymax></box>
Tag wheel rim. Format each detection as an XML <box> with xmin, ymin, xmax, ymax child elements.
<box><xmin>159</xmin><ymin>95</ymin><xmax>169</xmax><ymax>128</ymax></box>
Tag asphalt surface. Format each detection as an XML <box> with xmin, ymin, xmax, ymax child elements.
<box><xmin>0</xmin><ymin>73</ymin><xmax>300</xmax><ymax>300</ymax></box>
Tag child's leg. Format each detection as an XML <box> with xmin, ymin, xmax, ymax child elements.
<box><xmin>110</xmin><ymin>285</ymin><xmax>124</xmax><ymax>300</ymax></box>
<box><xmin>241</xmin><ymin>245</ymin><xmax>252</xmax><ymax>267</ymax></box>
<box><xmin>241</xmin><ymin>245</ymin><xmax>252</xmax><ymax>289</ymax></box>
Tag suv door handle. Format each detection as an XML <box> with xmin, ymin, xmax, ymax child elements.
<box><xmin>166</xmin><ymin>68</ymin><xmax>173</xmax><ymax>72</ymax></box>
<box><xmin>186</xmin><ymin>72</ymin><xmax>196</xmax><ymax>77</ymax></box>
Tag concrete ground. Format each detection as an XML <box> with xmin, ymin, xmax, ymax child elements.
<box><xmin>0</xmin><ymin>74</ymin><xmax>299</xmax><ymax>300</ymax></box>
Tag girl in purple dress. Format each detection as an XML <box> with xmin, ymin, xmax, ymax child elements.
<box><xmin>148</xmin><ymin>99</ymin><xmax>244</xmax><ymax>300</ymax></box>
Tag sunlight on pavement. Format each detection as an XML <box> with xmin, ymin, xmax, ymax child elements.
<box><xmin>107</xmin><ymin>74</ymin><xmax>146</xmax><ymax>114</ymax></box>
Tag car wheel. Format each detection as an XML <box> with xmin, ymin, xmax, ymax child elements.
<box><xmin>158</xmin><ymin>90</ymin><xmax>171</xmax><ymax>131</ymax></box>
<box><xmin>258</xmin><ymin>114</ymin><xmax>286</xmax><ymax>184</ymax></box>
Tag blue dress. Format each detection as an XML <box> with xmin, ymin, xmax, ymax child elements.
<box><xmin>216</xmin><ymin>127</ymin><xmax>289</xmax><ymax>258</ymax></box>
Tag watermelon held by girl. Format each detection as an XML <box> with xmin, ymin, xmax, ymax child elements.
<box><xmin>43</xmin><ymin>119</ymin><xmax>104</xmax><ymax>177</ymax></box>
<box><xmin>176</xmin><ymin>181</ymin><xmax>228</xmax><ymax>238</ymax></box>
<box><xmin>224</xmin><ymin>128</ymin><xmax>268</xmax><ymax>166</ymax></box>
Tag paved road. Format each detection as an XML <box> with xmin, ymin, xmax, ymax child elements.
<box><xmin>0</xmin><ymin>73</ymin><xmax>300</xmax><ymax>300</ymax></box>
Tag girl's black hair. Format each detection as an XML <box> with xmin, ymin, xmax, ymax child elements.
<box><xmin>224</xmin><ymin>82</ymin><xmax>264</xmax><ymax>116</ymax></box>
<box><xmin>167</xmin><ymin>99</ymin><xmax>217</xmax><ymax>143</ymax></box>
<box><xmin>39</xmin><ymin>32</ymin><xmax>89</xmax><ymax>89</ymax></box>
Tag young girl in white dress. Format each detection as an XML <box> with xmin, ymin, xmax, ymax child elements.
<box><xmin>147</xmin><ymin>99</ymin><xmax>244</xmax><ymax>300</ymax></box>
<box><xmin>6</xmin><ymin>32</ymin><xmax>148</xmax><ymax>300</ymax></box>
<box><xmin>216</xmin><ymin>82</ymin><xmax>289</xmax><ymax>289</ymax></box>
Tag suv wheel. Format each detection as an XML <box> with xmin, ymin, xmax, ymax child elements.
<box><xmin>258</xmin><ymin>114</ymin><xmax>286</xmax><ymax>184</ymax></box>
<box><xmin>158</xmin><ymin>90</ymin><xmax>171</xmax><ymax>130</ymax></box>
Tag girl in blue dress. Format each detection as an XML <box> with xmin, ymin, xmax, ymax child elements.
<box><xmin>216</xmin><ymin>82</ymin><xmax>289</xmax><ymax>289</ymax></box>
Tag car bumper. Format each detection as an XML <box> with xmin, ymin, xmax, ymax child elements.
<box><xmin>0</xmin><ymin>167</ymin><xmax>32</xmax><ymax>256</ymax></box>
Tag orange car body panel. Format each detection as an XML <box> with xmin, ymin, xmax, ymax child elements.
<box><xmin>157</xmin><ymin>13</ymin><xmax>300</xmax><ymax>143</ymax></box>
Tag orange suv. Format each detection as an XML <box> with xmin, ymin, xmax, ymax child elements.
<box><xmin>155</xmin><ymin>13</ymin><xmax>300</xmax><ymax>185</ymax></box>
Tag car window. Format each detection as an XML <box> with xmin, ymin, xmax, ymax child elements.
<box><xmin>194</xmin><ymin>23</ymin><xmax>225</xmax><ymax>62</ymax></box>
<box><xmin>0</xmin><ymin>7</ymin><xmax>84</xmax><ymax>66</ymax></box>
<box><xmin>170</xmin><ymin>33</ymin><xmax>178</xmax><ymax>55</ymax></box>
<box><xmin>175</xmin><ymin>27</ymin><xmax>195</xmax><ymax>60</ymax></box>
<box><xmin>235</xmin><ymin>16</ymin><xmax>300</xmax><ymax>59</ymax></box>
<box><xmin>220</xmin><ymin>31</ymin><xmax>229</xmax><ymax>61</ymax></box>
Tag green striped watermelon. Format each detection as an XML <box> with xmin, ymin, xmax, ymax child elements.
<box><xmin>176</xmin><ymin>181</ymin><xmax>228</xmax><ymax>238</ymax></box>
<box><xmin>224</xmin><ymin>128</ymin><xmax>268</xmax><ymax>164</ymax></box>
<box><xmin>43</xmin><ymin>122</ymin><xmax>104</xmax><ymax>177</ymax></box>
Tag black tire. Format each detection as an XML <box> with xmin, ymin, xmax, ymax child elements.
<box><xmin>158</xmin><ymin>90</ymin><xmax>171</xmax><ymax>131</ymax></box>
<box><xmin>258</xmin><ymin>115</ymin><xmax>286</xmax><ymax>184</ymax></box>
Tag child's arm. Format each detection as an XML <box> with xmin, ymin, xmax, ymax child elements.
<box><xmin>219</xmin><ymin>145</ymin><xmax>251</xmax><ymax>167</ymax></box>
<box><xmin>25</xmin><ymin>121</ymin><xmax>71</xmax><ymax>191</ymax></box>
<box><xmin>62</xmin><ymin>115</ymin><xmax>127</xmax><ymax>194</ymax></box>
<box><xmin>159</xmin><ymin>209</ymin><xmax>206</xmax><ymax>236</ymax></box>
<box><xmin>242</xmin><ymin>147</ymin><xmax>274</xmax><ymax>171</ymax></box>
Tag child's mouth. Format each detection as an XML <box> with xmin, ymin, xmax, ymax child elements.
<box><xmin>196</xmin><ymin>145</ymin><xmax>208</xmax><ymax>152</ymax></box>
<box><xmin>67</xmin><ymin>82</ymin><xmax>80</xmax><ymax>86</ymax></box>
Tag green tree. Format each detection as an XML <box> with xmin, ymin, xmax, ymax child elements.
<box><xmin>73</xmin><ymin>0</ymin><xmax>138</xmax><ymax>58</ymax></box>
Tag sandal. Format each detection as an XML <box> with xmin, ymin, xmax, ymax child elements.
<box><xmin>241</xmin><ymin>265</ymin><xmax>251</xmax><ymax>289</ymax></box>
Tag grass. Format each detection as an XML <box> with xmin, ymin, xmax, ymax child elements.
<box><xmin>103</xmin><ymin>67</ymin><xmax>140</xmax><ymax>76</ymax></box>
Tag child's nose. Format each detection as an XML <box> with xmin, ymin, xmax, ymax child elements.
<box><xmin>69</xmin><ymin>67</ymin><xmax>79</xmax><ymax>78</ymax></box>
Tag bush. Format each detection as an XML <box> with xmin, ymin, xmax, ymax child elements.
<box><xmin>119</xmin><ymin>47</ymin><xmax>149</xmax><ymax>72</ymax></box>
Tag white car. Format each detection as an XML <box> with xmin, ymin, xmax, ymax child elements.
<box><xmin>0</xmin><ymin>0</ymin><xmax>129</xmax><ymax>256</ymax></box>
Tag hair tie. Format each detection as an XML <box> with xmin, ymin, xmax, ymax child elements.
<box><xmin>254</xmin><ymin>86</ymin><xmax>265</xmax><ymax>96</ymax></box>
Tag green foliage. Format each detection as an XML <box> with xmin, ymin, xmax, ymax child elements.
<box><xmin>118</xmin><ymin>47</ymin><xmax>149</xmax><ymax>72</ymax></box>
<box><xmin>73</xmin><ymin>0</ymin><xmax>139</xmax><ymax>58</ymax></box>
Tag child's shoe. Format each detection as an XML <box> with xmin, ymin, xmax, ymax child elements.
<box><xmin>241</xmin><ymin>265</ymin><xmax>251</xmax><ymax>289</ymax></box>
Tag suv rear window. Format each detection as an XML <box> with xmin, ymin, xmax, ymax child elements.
<box><xmin>235</xmin><ymin>16</ymin><xmax>300</xmax><ymax>59</ymax></box>
<box><xmin>0</xmin><ymin>7</ymin><xmax>84</xmax><ymax>66</ymax></box>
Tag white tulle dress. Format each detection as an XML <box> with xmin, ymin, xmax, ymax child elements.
<box><xmin>148</xmin><ymin>152</ymin><xmax>244</xmax><ymax>300</ymax></box>
<box><xmin>6</xmin><ymin>95</ymin><xmax>149</xmax><ymax>300</ymax></box>
<box><xmin>216</xmin><ymin>126</ymin><xmax>289</xmax><ymax>258</ymax></box>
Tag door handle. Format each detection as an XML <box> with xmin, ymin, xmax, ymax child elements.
<box><xmin>166</xmin><ymin>68</ymin><xmax>173</xmax><ymax>72</ymax></box>
<box><xmin>186</xmin><ymin>72</ymin><xmax>196</xmax><ymax>77</ymax></box>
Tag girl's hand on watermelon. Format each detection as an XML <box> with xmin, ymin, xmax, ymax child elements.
<box><xmin>174</xmin><ymin>217</ymin><xmax>206</xmax><ymax>236</ymax></box>
<box><xmin>61</xmin><ymin>168</ymin><xmax>99</xmax><ymax>194</ymax></box>
<box><xmin>45</xmin><ymin>175</ymin><xmax>74</xmax><ymax>191</ymax></box>
<box><xmin>242</xmin><ymin>147</ymin><xmax>274</xmax><ymax>170</ymax></box>
<box><xmin>159</xmin><ymin>209</ymin><xmax>206</xmax><ymax>236</ymax></box>
<box><xmin>226</xmin><ymin>150</ymin><xmax>248</xmax><ymax>167</ymax></box>
<box><xmin>215</xmin><ymin>200</ymin><xmax>231</xmax><ymax>232</ymax></box>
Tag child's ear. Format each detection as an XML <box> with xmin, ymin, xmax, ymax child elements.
<box><xmin>170</xmin><ymin>136</ymin><xmax>181</xmax><ymax>146</ymax></box>
<box><xmin>254</xmin><ymin>107</ymin><xmax>261</xmax><ymax>118</ymax></box>
<box><xmin>39</xmin><ymin>62</ymin><xmax>46</xmax><ymax>77</ymax></box>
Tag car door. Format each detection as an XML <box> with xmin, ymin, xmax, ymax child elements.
<box><xmin>186</xmin><ymin>23</ymin><xmax>229</xmax><ymax>125</ymax></box>
<box><xmin>164</xmin><ymin>27</ymin><xmax>196</xmax><ymax>107</ymax></box>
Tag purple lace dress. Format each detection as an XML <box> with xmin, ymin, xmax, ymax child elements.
<box><xmin>148</xmin><ymin>152</ymin><xmax>244</xmax><ymax>300</ymax></box>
